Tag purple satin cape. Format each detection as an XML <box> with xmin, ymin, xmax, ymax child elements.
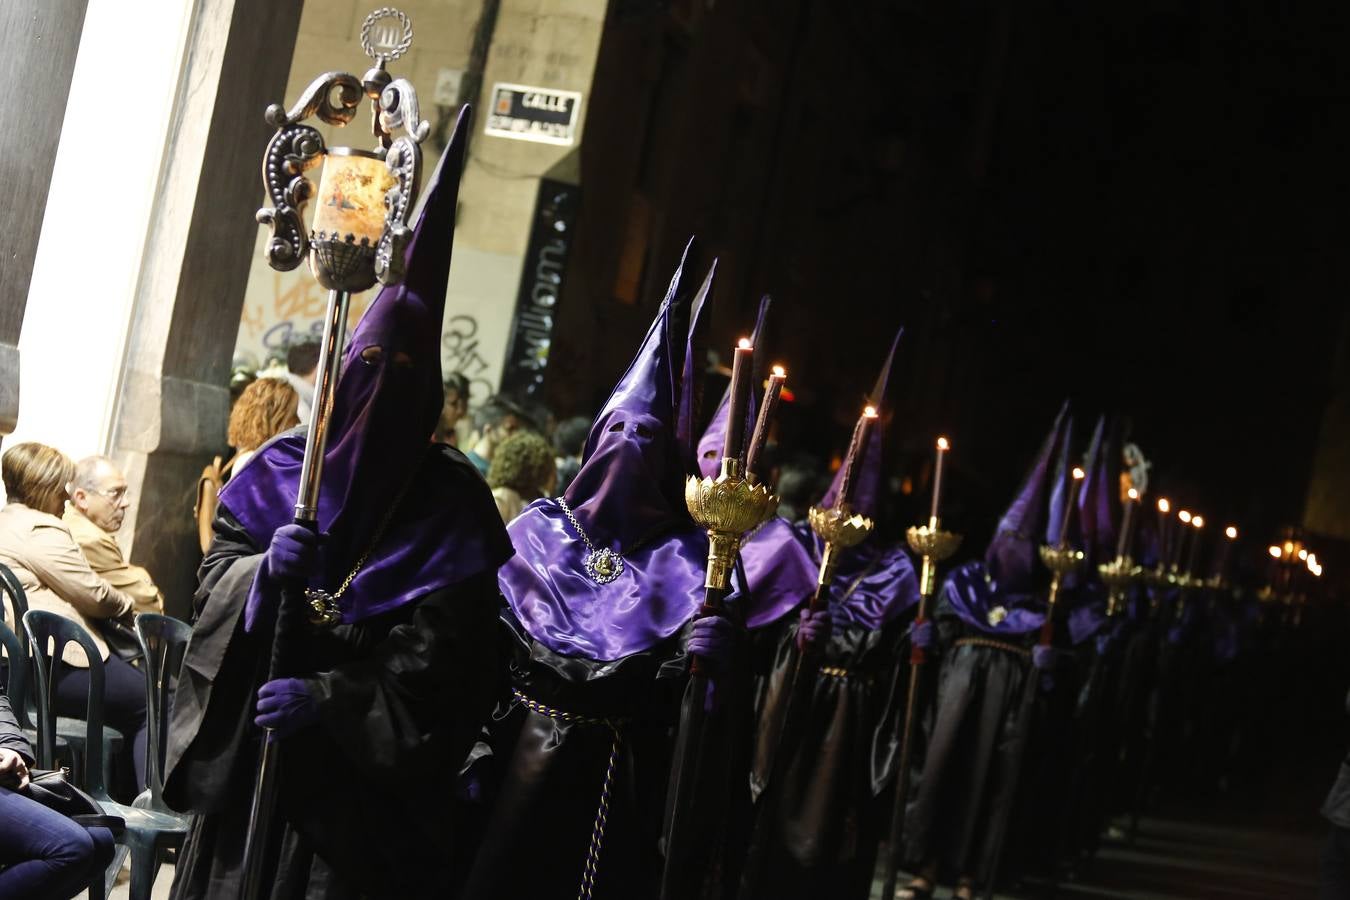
<box><xmin>234</xmin><ymin>440</ymin><xmax>512</xmax><ymax>629</ymax></box>
<box><xmin>498</xmin><ymin>497</ymin><xmax>708</xmax><ymax>661</ymax></box>
<box><xmin>942</xmin><ymin>560</ymin><xmax>1046</xmax><ymax>636</ymax></box>
<box><xmin>798</xmin><ymin>524</ymin><xmax>921</xmax><ymax>630</ymax></box>
<box><xmin>1068</xmin><ymin>597</ymin><xmax>1109</xmax><ymax>645</ymax></box>
<box><xmin>738</xmin><ymin>516</ymin><xmax>817</xmax><ymax>630</ymax></box>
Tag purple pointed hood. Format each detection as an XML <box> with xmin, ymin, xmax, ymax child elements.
<box><xmin>819</xmin><ymin>327</ymin><xmax>903</xmax><ymax>519</ymax></box>
<box><xmin>498</xmin><ymin>245</ymin><xmax>709</xmax><ymax>661</ymax></box>
<box><xmin>1044</xmin><ymin>412</ymin><xmax>1077</xmax><ymax>547</ymax></box>
<box><xmin>985</xmin><ymin>401</ymin><xmax>1070</xmax><ymax>591</ymax></box>
<box><xmin>1077</xmin><ymin>415</ymin><xmax>1117</xmax><ymax>567</ymax></box>
<box><xmin>676</xmin><ymin>261</ymin><xmax>717</xmax><ymax>474</ymax></box>
<box><xmin>696</xmin><ymin>295</ymin><xmax>772</xmax><ymax>479</ymax></box>
<box><xmin>222</xmin><ymin>107</ymin><xmax>512</xmax><ymax>625</ymax></box>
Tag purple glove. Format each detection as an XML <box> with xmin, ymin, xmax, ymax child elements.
<box><xmin>266</xmin><ymin>523</ymin><xmax>320</xmax><ymax>581</ymax></box>
<box><xmin>828</xmin><ymin>600</ymin><xmax>853</xmax><ymax>635</ymax></box>
<box><xmin>910</xmin><ymin>619</ymin><xmax>935</xmax><ymax>650</ymax></box>
<box><xmin>689</xmin><ymin>615</ymin><xmax>735</xmax><ymax>675</ymax></box>
<box><xmin>795</xmin><ymin>608</ymin><xmax>831</xmax><ymax>652</ymax></box>
<box><xmin>1032</xmin><ymin>644</ymin><xmax>1055</xmax><ymax>671</ymax></box>
<box><xmin>255</xmin><ymin>677</ymin><xmax>320</xmax><ymax>739</ymax></box>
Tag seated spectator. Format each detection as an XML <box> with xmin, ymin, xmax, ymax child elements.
<box><xmin>63</xmin><ymin>456</ymin><xmax>164</xmax><ymax>617</ymax></box>
<box><xmin>552</xmin><ymin>415</ymin><xmax>590</xmax><ymax>494</ymax></box>
<box><xmin>433</xmin><ymin>372</ymin><xmax>472</xmax><ymax>446</ymax></box>
<box><xmin>466</xmin><ymin>395</ymin><xmax>534</xmax><ymax>477</ymax></box>
<box><xmin>228</xmin><ymin>377</ymin><xmax>301</xmax><ymax>472</ymax></box>
<box><xmin>0</xmin><ymin>694</ymin><xmax>115</xmax><ymax>899</ymax></box>
<box><xmin>487</xmin><ymin>431</ymin><xmax>557</xmax><ymax>523</ymax></box>
<box><xmin>0</xmin><ymin>443</ymin><xmax>149</xmax><ymax>793</ymax></box>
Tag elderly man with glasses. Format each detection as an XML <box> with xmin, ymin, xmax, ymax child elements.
<box><xmin>63</xmin><ymin>456</ymin><xmax>164</xmax><ymax>617</ymax></box>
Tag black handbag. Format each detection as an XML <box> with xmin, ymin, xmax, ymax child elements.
<box><xmin>92</xmin><ymin>616</ymin><xmax>143</xmax><ymax>664</ymax></box>
<box><xmin>22</xmin><ymin>768</ymin><xmax>123</xmax><ymax>829</ymax></box>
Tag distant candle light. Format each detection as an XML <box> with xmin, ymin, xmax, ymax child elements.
<box><xmin>1225</xmin><ymin>526</ymin><xmax>1238</xmax><ymax>540</ymax></box>
<box><xmin>771</xmin><ymin>364</ymin><xmax>785</xmax><ymax>378</ymax></box>
<box><xmin>1072</xmin><ymin>467</ymin><xmax>1085</xmax><ymax>480</ymax></box>
<box><xmin>1269</xmin><ymin>545</ymin><xmax>1282</xmax><ymax>558</ymax></box>
<box><xmin>1158</xmin><ymin>498</ymin><xmax>1170</xmax><ymax>513</ymax></box>
<box><xmin>1192</xmin><ymin>515</ymin><xmax>1204</xmax><ymax>529</ymax></box>
<box><xmin>1128</xmin><ymin>488</ymin><xmax>1138</xmax><ymax>500</ymax></box>
<box><xmin>737</xmin><ymin>337</ymin><xmax>752</xmax><ymax>349</ymax></box>
<box><xmin>937</xmin><ymin>436</ymin><xmax>950</xmax><ymax>451</ymax></box>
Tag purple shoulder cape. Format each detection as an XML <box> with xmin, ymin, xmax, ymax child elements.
<box><xmin>793</xmin><ymin>523</ymin><xmax>920</xmax><ymax>630</ymax></box>
<box><xmin>498</xmin><ymin>498</ymin><xmax>708</xmax><ymax>661</ymax></box>
<box><xmin>225</xmin><ymin>438</ymin><xmax>511</xmax><ymax>628</ymax></box>
<box><xmin>941</xmin><ymin>560</ymin><xmax>1046</xmax><ymax>636</ymax></box>
<box><xmin>1068</xmin><ymin>596</ymin><xmax>1109</xmax><ymax>645</ymax></box>
<box><xmin>738</xmin><ymin>516</ymin><xmax>817</xmax><ymax>630</ymax></box>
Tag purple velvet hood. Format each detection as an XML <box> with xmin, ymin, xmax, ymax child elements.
<box><xmin>1076</xmin><ymin>415</ymin><xmax>1117</xmax><ymax>569</ymax></box>
<box><xmin>221</xmin><ymin>107</ymin><xmax>512</xmax><ymax>627</ymax></box>
<box><xmin>985</xmin><ymin>401</ymin><xmax>1071</xmax><ymax>592</ymax></box>
<box><xmin>498</xmin><ymin>243</ymin><xmax>713</xmax><ymax>661</ymax></box>
<box><xmin>696</xmin><ymin>295</ymin><xmax>772</xmax><ymax>480</ymax></box>
<box><xmin>819</xmin><ymin>327</ymin><xmax>904</xmax><ymax>520</ymax></box>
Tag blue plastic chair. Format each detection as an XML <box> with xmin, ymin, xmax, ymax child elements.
<box><xmin>24</xmin><ymin>610</ymin><xmax>188</xmax><ymax>900</ymax></box>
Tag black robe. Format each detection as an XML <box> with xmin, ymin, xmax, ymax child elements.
<box><xmin>165</xmin><ymin>504</ymin><xmax>506</xmax><ymax>900</ymax></box>
<box><xmin>902</xmin><ymin>596</ymin><xmax>1037</xmax><ymax>885</ymax></box>
<box><xmin>741</xmin><ymin>613</ymin><xmax>911</xmax><ymax>900</ymax></box>
<box><xmin>461</xmin><ymin>612</ymin><xmax>693</xmax><ymax>900</ymax></box>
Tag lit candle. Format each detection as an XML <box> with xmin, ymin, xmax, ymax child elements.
<box><xmin>1156</xmin><ymin>498</ymin><xmax>1171</xmax><ymax>567</ymax></box>
<box><xmin>1172</xmin><ymin>510</ymin><xmax>1191</xmax><ymax>572</ymax></box>
<box><xmin>1187</xmin><ymin>515</ymin><xmax>1205</xmax><ymax>575</ymax></box>
<box><xmin>1057</xmin><ymin>466</ymin><xmax>1086</xmax><ymax>547</ymax></box>
<box><xmin>1116</xmin><ymin>487</ymin><xmax>1139</xmax><ymax>561</ymax></box>
<box><xmin>929</xmin><ymin>436</ymin><xmax>949</xmax><ymax>525</ymax></box>
<box><xmin>1213</xmin><ymin>525</ymin><xmax>1237</xmax><ymax>579</ymax></box>
<box><xmin>835</xmin><ymin>405</ymin><xmax>878</xmax><ymax>509</ymax></box>
<box><xmin>745</xmin><ymin>365</ymin><xmax>786</xmax><ymax>482</ymax></box>
<box><xmin>722</xmin><ymin>338</ymin><xmax>754</xmax><ymax>465</ymax></box>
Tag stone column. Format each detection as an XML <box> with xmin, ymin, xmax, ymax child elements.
<box><xmin>112</xmin><ymin>0</ymin><xmax>303</xmax><ymax>617</ymax></box>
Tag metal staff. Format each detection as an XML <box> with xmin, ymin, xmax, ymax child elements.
<box><xmin>240</xmin><ymin>288</ymin><xmax>349</xmax><ymax>900</ymax></box>
<box><xmin>878</xmin><ymin>520</ymin><xmax>961</xmax><ymax>899</ymax></box>
<box><xmin>980</xmin><ymin>541</ymin><xmax>1083</xmax><ymax>900</ymax></box>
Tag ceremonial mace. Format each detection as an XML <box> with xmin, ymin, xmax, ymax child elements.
<box><xmin>662</xmin><ymin>346</ymin><xmax>782</xmax><ymax>899</ymax></box>
<box><xmin>737</xmin><ymin>403</ymin><xmax>877</xmax><ymax>899</ymax></box>
<box><xmin>983</xmin><ymin>466</ymin><xmax>1085</xmax><ymax>900</ymax></box>
<box><xmin>879</xmin><ymin>438</ymin><xmax>962</xmax><ymax>900</ymax></box>
<box><xmin>1099</xmin><ymin>488</ymin><xmax>1143</xmax><ymax>618</ymax></box>
<box><xmin>241</xmin><ymin>10</ymin><xmax>429</xmax><ymax>899</ymax></box>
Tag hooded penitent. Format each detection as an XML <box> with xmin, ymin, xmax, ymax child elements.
<box><xmin>691</xmin><ymin>297</ymin><xmax>817</xmax><ymax>630</ymax></box>
<box><xmin>943</xmin><ymin>402</ymin><xmax>1072</xmax><ymax>634</ymax></box>
<box><xmin>221</xmin><ymin>106</ymin><xmax>511</xmax><ymax>629</ymax></box>
<box><xmin>795</xmin><ymin>327</ymin><xmax>920</xmax><ymax>630</ymax></box>
<box><xmin>1076</xmin><ymin>415</ymin><xmax>1117</xmax><ymax>568</ymax></box>
<box><xmin>497</xmin><ymin>244</ymin><xmax>711</xmax><ymax>661</ymax></box>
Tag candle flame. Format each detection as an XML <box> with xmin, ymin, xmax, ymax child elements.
<box><xmin>1192</xmin><ymin>515</ymin><xmax>1204</xmax><ymax>529</ymax></box>
<box><xmin>1225</xmin><ymin>526</ymin><xmax>1238</xmax><ymax>539</ymax></box>
<box><xmin>771</xmin><ymin>365</ymin><xmax>785</xmax><ymax>378</ymax></box>
<box><xmin>1298</xmin><ymin>548</ymin><xmax>1308</xmax><ymax>561</ymax></box>
<box><xmin>1269</xmin><ymin>545</ymin><xmax>1282</xmax><ymax>558</ymax></box>
<box><xmin>1072</xmin><ymin>467</ymin><xmax>1085</xmax><ymax>480</ymax></box>
<box><xmin>937</xmin><ymin>436</ymin><xmax>950</xmax><ymax>451</ymax></box>
<box><xmin>737</xmin><ymin>337</ymin><xmax>752</xmax><ymax>349</ymax></box>
<box><xmin>1127</xmin><ymin>488</ymin><xmax>1139</xmax><ymax>500</ymax></box>
<box><xmin>1308</xmin><ymin>553</ymin><xmax>1318</xmax><ymax>565</ymax></box>
<box><xmin>863</xmin><ymin>405</ymin><xmax>878</xmax><ymax>418</ymax></box>
<box><xmin>1158</xmin><ymin>498</ymin><xmax>1170</xmax><ymax>513</ymax></box>
<box><xmin>1283</xmin><ymin>541</ymin><xmax>1295</xmax><ymax>555</ymax></box>
<box><xmin>1178</xmin><ymin>510</ymin><xmax>1192</xmax><ymax>523</ymax></box>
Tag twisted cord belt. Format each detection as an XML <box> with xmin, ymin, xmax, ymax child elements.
<box><xmin>819</xmin><ymin>665</ymin><xmax>874</xmax><ymax>683</ymax></box>
<box><xmin>953</xmin><ymin>636</ymin><xmax>1031</xmax><ymax>657</ymax></box>
<box><xmin>513</xmin><ymin>688</ymin><xmax>626</xmax><ymax>900</ymax></box>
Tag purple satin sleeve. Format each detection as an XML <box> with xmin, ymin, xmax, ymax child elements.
<box><xmin>739</xmin><ymin>517</ymin><xmax>817</xmax><ymax>630</ymax></box>
<box><xmin>1068</xmin><ymin>600</ymin><xmax>1108</xmax><ymax>645</ymax></box>
<box><xmin>498</xmin><ymin>499</ymin><xmax>708</xmax><ymax>661</ymax></box>
<box><xmin>942</xmin><ymin>560</ymin><xmax>1045</xmax><ymax>635</ymax></box>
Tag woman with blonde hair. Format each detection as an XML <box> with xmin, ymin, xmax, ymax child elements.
<box><xmin>227</xmin><ymin>376</ymin><xmax>300</xmax><ymax>471</ymax></box>
<box><xmin>0</xmin><ymin>442</ymin><xmax>148</xmax><ymax>793</ymax></box>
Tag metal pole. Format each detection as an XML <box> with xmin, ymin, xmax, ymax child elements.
<box><xmin>240</xmin><ymin>288</ymin><xmax>350</xmax><ymax>900</ymax></box>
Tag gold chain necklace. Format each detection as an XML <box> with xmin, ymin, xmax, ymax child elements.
<box><xmin>304</xmin><ymin>479</ymin><xmax>414</xmax><ymax>626</ymax></box>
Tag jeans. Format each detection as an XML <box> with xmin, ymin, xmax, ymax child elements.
<box><xmin>0</xmin><ymin>785</ymin><xmax>115</xmax><ymax>899</ymax></box>
<box><xmin>55</xmin><ymin>653</ymin><xmax>148</xmax><ymax>793</ymax></box>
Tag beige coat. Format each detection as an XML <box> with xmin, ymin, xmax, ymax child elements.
<box><xmin>63</xmin><ymin>506</ymin><xmax>164</xmax><ymax>617</ymax></box>
<box><xmin>0</xmin><ymin>502</ymin><xmax>134</xmax><ymax>666</ymax></box>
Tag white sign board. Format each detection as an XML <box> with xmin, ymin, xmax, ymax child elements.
<box><xmin>485</xmin><ymin>82</ymin><xmax>582</xmax><ymax>146</ymax></box>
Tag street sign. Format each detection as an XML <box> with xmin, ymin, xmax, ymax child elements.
<box><xmin>485</xmin><ymin>82</ymin><xmax>583</xmax><ymax>146</ymax></box>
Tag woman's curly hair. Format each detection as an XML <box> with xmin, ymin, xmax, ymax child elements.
<box><xmin>228</xmin><ymin>377</ymin><xmax>300</xmax><ymax>452</ymax></box>
<box><xmin>487</xmin><ymin>431</ymin><xmax>556</xmax><ymax>500</ymax></box>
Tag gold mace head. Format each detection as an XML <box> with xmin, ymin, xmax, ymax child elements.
<box><xmin>1097</xmin><ymin>558</ymin><xmax>1142</xmax><ymax>588</ymax></box>
<box><xmin>807</xmin><ymin>504</ymin><xmax>874</xmax><ymax>549</ymax></box>
<box><xmin>1038</xmin><ymin>544</ymin><xmax>1086</xmax><ymax>575</ymax></box>
<box><xmin>684</xmin><ymin>474</ymin><xmax>779</xmax><ymax>536</ymax></box>
<box><xmin>906</xmin><ymin>525</ymin><xmax>963</xmax><ymax>561</ymax></box>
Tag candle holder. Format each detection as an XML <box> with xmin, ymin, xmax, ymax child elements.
<box><xmin>1039</xmin><ymin>544</ymin><xmax>1085</xmax><ymax>614</ymax></box>
<box><xmin>808</xmin><ymin>503</ymin><xmax>875</xmax><ymax>589</ymax></box>
<box><xmin>1099</xmin><ymin>557</ymin><xmax>1142</xmax><ymax>617</ymax></box>
<box><xmin>906</xmin><ymin>524</ymin><xmax>963</xmax><ymax>598</ymax></box>
<box><xmin>685</xmin><ymin>457</ymin><xmax>780</xmax><ymax>590</ymax></box>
